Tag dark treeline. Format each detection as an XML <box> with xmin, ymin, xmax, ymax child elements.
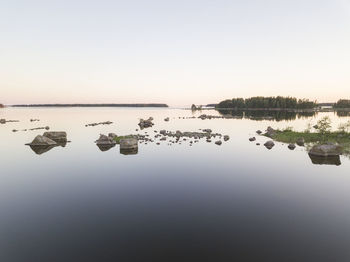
<box><xmin>334</xmin><ymin>99</ymin><xmax>350</xmax><ymax>109</ymax></box>
<box><xmin>12</xmin><ymin>103</ymin><xmax>169</xmax><ymax>108</ymax></box>
<box><xmin>217</xmin><ymin>96</ymin><xmax>317</xmax><ymax>109</ymax></box>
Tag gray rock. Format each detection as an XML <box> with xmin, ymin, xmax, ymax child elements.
<box><xmin>43</xmin><ymin>132</ymin><xmax>67</xmax><ymax>143</ymax></box>
<box><xmin>120</xmin><ymin>138</ymin><xmax>138</xmax><ymax>150</ymax></box>
<box><xmin>256</xmin><ymin>130</ymin><xmax>262</xmax><ymax>135</ymax></box>
<box><xmin>215</xmin><ymin>140</ymin><xmax>222</xmax><ymax>145</ymax></box>
<box><xmin>288</xmin><ymin>144</ymin><xmax>296</xmax><ymax>150</ymax></box>
<box><xmin>164</xmin><ymin>117</ymin><xmax>169</xmax><ymax>122</ymax></box>
<box><xmin>26</xmin><ymin>135</ymin><xmax>57</xmax><ymax>146</ymax></box>
<box><xmin>249</xmin><ymin>137</ymin><xmax>256</xmax><ymax>142</ymax></box>
<box><xmin>95</xmin><ymin>134</ymin><xmax>116</xmax><ymax>145</ymax></box>
<box><xmin>108</xmin><ymin>133</ymin><xmax>117</xmax><ymax>139</ymax></box>
<box><xmin>0</xmin><ymin>119</ymin><xmax>6</xmax><ymax>124</ymax></box>
<box><xmin>296</xmin><ymin>137</ymin><xmax>305</xmax><ymax>146</ymax></box>
<box><xmin>265</xmin><ymin>127</ymin><xmax>276</xmax><ymax>137</ymax></box>
<box><xmin>308</xmin><ymin>143</ymin><xmax>343</xmax><ymax>157</ymax></box>
<box><xmin>224</xmin><ymin>135</ymin><xmax>230</xmax><ymax>141</ymax></box>
<box><xmin>138</xmin><ymin>117</ymin><xmax>154</xmax><ymax>129</ymax></box>
<box><xmin>264</xmin><ymin>140</ymin><xmax>275</xmax><ymax>149</ymax></box>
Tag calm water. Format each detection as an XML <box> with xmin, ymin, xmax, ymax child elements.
<box><xmin>1</xmin><ymin>107</ymin><xmax>350</xmax><ymax>261</ymax></box>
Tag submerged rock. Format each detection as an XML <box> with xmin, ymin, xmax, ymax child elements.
<box><xmin>264</xmin><ymin>140</ymin><xmax>275</xmax><ymax>149</ymax></box>
<box><xmin>308</xmin><ymin>143</ymin><xmax>343</xmax><ymax>157</ymax></box>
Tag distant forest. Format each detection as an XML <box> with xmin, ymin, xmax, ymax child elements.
<box><xmin>334</xmin><ymin>99</ymin><xmax>350</xmax><ymax>109</ymax></box>
<box><xmin>12</xmin><ymin>103</ymin><xmax>169</xmax><ymax>108</ymax></box>
<box><xmin>216</xmin><ymin>96</ymin><xmax>317</xmax><ymax>109</ymax></box>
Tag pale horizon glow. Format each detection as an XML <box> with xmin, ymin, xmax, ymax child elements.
<box><xmin>1</xmin><ymin>0</ymin><xmax>350</xmax><ymax>107</ymax></box>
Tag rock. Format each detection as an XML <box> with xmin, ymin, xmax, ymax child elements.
<box><xmin>308</xmin><ymin>143</ymin><xmax>343</xmax><ymax>157</ymax></box>
<box><xmin>160</xmin><ymin>137</ymin><xmax>166</xmax><ymax>141</ymax></box>
<box><xmin>249</xmin><ymin>137</ymin><xmax>256</xmax><ymax>142</ymax></box>
<box><xmin>26</xmin><ymin>135</ymin><xmax>57</xmax><ymax>146</ymax></box>
<box><xmin>120</xmin><ymin>138</ymin><xmax>138</xmax><ymax>150</ymax></box>
<box><xmin>108</xmin><ymin>133</ymin><xmax>117</xmax><ymax>140</ymax></box>
<box><xmin>256</xmin><ymin>143</ymin><xmax>260</xmax><ymax>146</ymax></box>
<box><xmin>86</xmin><ymin>121</ymin><xmax>113</xmax><ymax>127</ymax></box>
<box><xmin>138</xmin><ymin>117</ymin><xmax>154</xmax><ymax>129</ymax></box>
<box><xmin>296</xmin><ymin>137</ymin><xmax>305</xmax><ymax>146</ymax></box>
<box><xmin>256</xmin><ymin>130</ymin><xmax>262</xmax><ymax>135</ymax></box>
<box><xmin>206</xmin><ymin>139</ymin><xmax>212</xmax><ymax>143</ymax></box>
<box><xmin>12</xmin><ymin>129</ymin><xmax>18</xmax><ymax>132</ymax></box>
<box><xmin>45</xmin><ymin>126</ymin><xmax>50</xmax><ymax>130</ymax></box>
<box><xmin>203</xmin><ymin>129</ymin><xmax>212</xmax><ymax>133</ymax></box>
<box><xmin>95</xmin><ymin>134</ymin><xmax>116</xmax><ymax>145</ymax></box>
<box><xmin>265</xmin><ymin>127</ymin><xmax>276</xmax><ymax>137</ymax></box>
<box><xmin>264</xmin><ymin>140</ymin><xmax>275</xmax><ymax>149</ymax></box>
<box><xmin>0</xmin><ymin>119</ymin><xmax>6</xmax><ymax>124</ymax></box>
<box><xmin>224</xmin><ymin>135</ymin><xmax>230</xmax><ymax>141</ymax></box>
<box><xmin>215</xmin><ymin>140</ymin><xmax>222</xmax><ymax>145</ymax></box>
<box><xmin>29</xmin><ymin>145</ymin><xmax>56</xmax><ymax>155</ymax></box>
<box><xmin>160</xmin><ymin>130</ymin><xmax>166</xmax><ymax>135</ymax></box>
<box><xmin>288</xmin><ymin>144</ymin><xmax>296</xmax><ymax>150</ymax></box>
<box><xmin>43</xmin><ymin>132</ymin><xmax>67</xmax><ymax>143</ymax></box>
<box><xmin>164</xmin><ymin>117</ymin><xmax>169</xmax><ymax>122</ymax></box>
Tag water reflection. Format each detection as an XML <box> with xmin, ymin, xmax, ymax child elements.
<box><xmin>217</xmin><ymin>109</ymin><xmax>316</xmax><ymax>121</ymax></box>
<box><xmin>28</xmin><ymin>142</ymin><xmax>68</xmax><ymax>155</ymax></box>
<box><xmin>97</xmin><ymin>144</ymin><xmax>116</xmax><ymax>152</ymax></box>
<box><xmin>308</xmin><ymin>154</ymin><xmax>341</xmax><ymax>166</ymax></box>
<box><xmin>120</xmin><ymin>148</ymin><xmax>138</xmax><ymax>155</ymax></box>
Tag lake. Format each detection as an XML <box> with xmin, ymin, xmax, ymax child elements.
<box><xmin>1</xmin><ymin>107</ymin><xmax>350</xmax><ymax>261</ymax></box>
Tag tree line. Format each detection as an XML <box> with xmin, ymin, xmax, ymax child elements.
<box><xmin>334</xmin><ymin>99</ymin><xmax>350</xmax><ymax>109</ymax></box>
<box><xmin>216</xmin><ymin>96</ymin><xmax>317</xmax><ymax>109</ymax></box>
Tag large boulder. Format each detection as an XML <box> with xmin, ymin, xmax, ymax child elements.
<box><xmin>26</xmin><ymin>135</ymin><xmax>57</xmax><ymax>146</ymax></box>
<box><xmin>43</xmin><ymin>132</ymin><xmax>67</xmax><ymax>143</ymax></box>
<box><xmin>308</xmin><ymin>143</ymin><xmax>343</xmax><ymax>157</ymax></box>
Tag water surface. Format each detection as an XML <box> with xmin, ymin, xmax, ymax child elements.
<box><xmin>1</xmin><ymin>108</ymin><xmax>350</xmax><ymax>261</ymax></box>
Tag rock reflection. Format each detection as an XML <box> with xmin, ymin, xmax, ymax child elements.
<box><xmin>97</xmin><ymin>144</ymin><xmax>116</xmax><ymax>152</ymax></box>
<box><xmin>29</xmin><ymin>145</ymin><xmax>57</xmax><ymax>155</ymax></box>
<box><xmin>308</xmin><ymin>154</ymin><xmax>341</xmax><ymax>166</ymax></box>
<box><xmin>120</xmin><ymin>148</ymin><xmax>138</xmax><ymax>155</ymax></box>
<box><xmin>28</xmin><ymin>142</ymin><xmax>67</xmax><ymax>155</ymax></box>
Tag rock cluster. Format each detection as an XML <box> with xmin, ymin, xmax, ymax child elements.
<box><xmin>138</xmin><ymin>117</ymin><xmax>154</xmax><ymax>129</ymax></box>
<box><xmin>26</xmin><ymin>132</ymin><xmax>68</xmax><ymax>146</ymax></box>
<box><xmin>265</xmin><ymin>126</ymin><xmax>276</xmax><ymax>137</ymax></box>
<box><xmin>85</xmin><ymin>121</ymin><xmax>113</xmax><ymax>127</ymax></box>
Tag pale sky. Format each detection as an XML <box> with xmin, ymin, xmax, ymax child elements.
<box><xmin>1</xmin><ymin>0</ymin><xmax>350</xmax><ymax>106</ymax></box>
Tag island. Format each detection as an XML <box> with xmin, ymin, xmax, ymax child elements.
<box><xmin>216</xmin><ymin>96</ymin><xmax>316</xmax><ymax>110</ymax></box>
<box><xmin>12</xmin><ymin>103</ymin><xmax>169</xmax><ymax>108</ymax></box>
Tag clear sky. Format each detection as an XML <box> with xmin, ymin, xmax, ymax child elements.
<box><xmin>1</xmin><ymin>0</ymin><xmax>350</xmax><ymax>106</ymax></box>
